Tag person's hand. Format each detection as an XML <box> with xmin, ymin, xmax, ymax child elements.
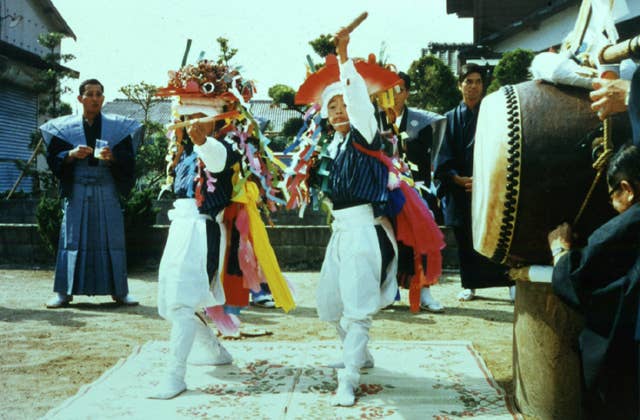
<box><xmin>590</xmin><ymin>78</ymin><xmax>630</xmax><ymax>120</ymax></box>
<box><xmin>334</xmin><ymin>28</ymin><xmax>350</xmax><ymax>63</ymax></box>
<box><xmin>547</xmin><ymin>222</ymin><xmax>572</xmax><ymax>250</ymax></box>
<box><xmin>453</xmin><ymin>175</ymin><xmax>472</xmax><ymax>192</ymax></box>
<box><xmin>187</xmin><ymin>120</ymin><xmax>208</xmax><ymax>146</ymax></box>
<box><xmin>99</xmin><ymin>146</ymin><xmax>113</xmax><ymax>161</ymax></box>
<box><xmin>69</xmin><ymin>145</ymin><xmax>93</xmax><ymax>160</ymax></box>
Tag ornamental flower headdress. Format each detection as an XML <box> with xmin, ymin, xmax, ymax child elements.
<box><xmin>156</xmin><ymin>58</ymin><xmax>284</xmax><ymax>212</ymax></box>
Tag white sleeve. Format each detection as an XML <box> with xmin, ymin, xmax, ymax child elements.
<box><xmin>339</xmin><ymin>59</ymin><xmax>378</xmax><ymax>143</ymax></box>
<box><xmin>193</xmin><ymin>137</ymin><xmax>228</xmax><ymax>173</ymax></box>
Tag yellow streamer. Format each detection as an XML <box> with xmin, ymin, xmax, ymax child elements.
<box><xmin>232</xmin><ymin>181</ymin><xmax>295</xmax><ymax>312</ymax></box>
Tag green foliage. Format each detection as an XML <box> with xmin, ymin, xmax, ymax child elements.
<box><xmin>309</xmin><ymin>34</ymin><xmax>336</xmax><ymax>58</ymax></box>
<box><xmin>407</xmin><ymin>55</ymin><xmax>460</xmax><ymax>114</ymax></box>
<box><xmin>216</xmin><ymin>37</ymin><xmax>238</xmax><ymax>66</ymax></box>
<box><xmin>487</xmin><ymin>49</ymin><xmax>534</xmax><ymax>94</ymax></box>
<box><xmin>119</xmin><ymin>82</ymin><xmax>158</xmax><ymax>126</ymax></box>
<box><xmin>268</xmin><ymin>84</ymin><xmax>296</xmax><ymax>109</ymax></box>
<box><xmin>34</xmin><ymin>32</ymin><xmax>75</xmax><ymax>118</ymax></box>
<box><xmin>123</xmin><ymin>188</ymin><xmax>159</xmax><ymax>232</ymax></box>
<box><xmin>267</xmin><ymin>136</ymin><xmax>290</xmax><ymax>152</ymax></box>
<box><xmin>36</xmin><ymin>195</ymin><xmax>62</xmax><ymax>255</ymax></box>
<box><xmin>118</xmin><ymin>82</ymin><xmax>167</xmax><ymax>193</ymax></box>
<box><xmin>280</xmin><ymin>117</ymin><xmax>304</xmax><ymax>138</ymax></box>
<box><xmin>134</xmin><ymin>124</ymin><xmax>169</xmax><ymax>192</ymax></box>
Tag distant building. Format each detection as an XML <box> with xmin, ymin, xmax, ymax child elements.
<box><xmin>447</xmin><ymin>0</ymin><xmax>640</xmax><ymax>53</ymax></box>
<box><xmin>103</xmin><ymin>98</ymin><xmax>301</xmax><ymax>136</ymax></box>
<box><xmin>422</xmin><ymin>42</ymin><xmax>501</xmax><ymax>77</ymax></box>
<box><xmin>0</xmin><ymin>0</ymin><xmax>77</xmax><ymax>193</ymax></box>
<box><xmin>102</xmin><ymin>98</ymin><xmax>173</xmax><ymax>126</ymax></box>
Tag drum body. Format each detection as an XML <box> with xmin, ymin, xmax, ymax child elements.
<box><xmin>473</xmin><ymin>80</ymin><xmax>622</xmax><ymax>266</ymax></box>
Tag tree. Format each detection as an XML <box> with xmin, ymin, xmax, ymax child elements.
<box><xmin>281</xmin><ymin>117</ymin><xmax>304</xmax><ymax>138</ymax></box>
<box><xmin>119</xmin><ymin>82</ymin><xmax>166</xmax><ymax>192</ymax></box>
<box><xmin>216</xmin><ymin>37</ymin><xmax>238</xmax><ymax>66</ymax></box>
<box><xmin>406</xmin><ymin>55</ymin><xmax>460</xmax><ymax>114</ymax></box>
<box><xmin>486</xmin><ymin>48</ymin><xmax>534</xmax><ymax>94</ymax></box>
<box><xmin>309</xmin><ymin>34</ymin><xmax>336</xmax><ymax>59</ymax></box>
<box><xmin>268</xmin><ymin>84</ymin><xmax>304</xmax><ymax>114</ymax></box>
<box><xmin>34</xmin><ymin>32</ymin><xmax>75</xmax><ymax>118</ymax></box>
<box><xmin>29</xmin><ymin>32</ymin><xmax>76</xmax><ymax>250</ymax></box>
<box><xmin>119</xmin><ymin>82</ymin><xmax>159</xmax><ymax>127</ymax></box>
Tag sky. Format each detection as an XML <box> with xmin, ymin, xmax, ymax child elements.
<box><xmin>52</xmin><ymin>0</ymin><xmax>473</xmax><ymax>113</ymax></box>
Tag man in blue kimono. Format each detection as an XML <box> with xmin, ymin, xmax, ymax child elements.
<box><xmin>433</xmin><ymin>64</ymin><xmax>513</xmax><ymax>302</ymax></box>
<box><xmin>41</xmin><ymin>79</ymin><xmax>142</xmax><ymax>308</ymax></box>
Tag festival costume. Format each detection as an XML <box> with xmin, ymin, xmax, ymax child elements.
<box><xmin>434</xmin><ymin>102</ymin><xmax>512</xmax><ymax>290</ymax></box>
<box><xmin>41</xmin><ymin>113</ymin><xmax>142</xmax><ymax>299</ymax></box>
<box><xmin>553</xmin><ymin>203</ymin><xmax>640</xmax><ymax>419</ymax></box>
<box><xmin>151</xmin><ymin>59</ymin><xmax>293</xmax><ymax>399</ymax></box>
<box><xmin>284</xmin><ymin>54</ymin><xmax>443</xmax><ymax>405</ymax></box>
<box><xmin>379</xmin><ymin>103</ymin><xmax>446</xmax><ymax>310</ymax></box>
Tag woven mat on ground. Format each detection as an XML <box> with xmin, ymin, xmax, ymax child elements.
<box><xmin>44</xmin><ymin>340</ymin><xmax>522</xmax><ymax>420</ymax></box>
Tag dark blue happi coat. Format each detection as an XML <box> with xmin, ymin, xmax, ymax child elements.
<box><xmin>40</xmin><ymin>113</ymin><xmax>141</xmax><ymax>296</ymax></box>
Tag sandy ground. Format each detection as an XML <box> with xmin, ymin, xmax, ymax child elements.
<box><xmin>0</xmin><ymin>269</ymin><xmax>517</xmax><ymax>420</ymax></box>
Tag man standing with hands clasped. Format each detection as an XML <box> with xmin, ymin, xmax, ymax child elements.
<box><xmin>434</xmin><ymin>65</ymin><xmax>513</xmax><ymax>302</ymax></box>
<box><xmin>40</xmin><ymin>79</ymin><xmax>142</xmax><ymax>308</ymax></box>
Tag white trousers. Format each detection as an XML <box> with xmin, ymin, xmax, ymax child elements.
<box><xmin>157</xmin><ymin>199</ymin><xmax>225</xmax><ymax>320</ymax></box>
<box><xmin>317</xmin><ymin>204</ymin><xmax>398</xmax><ymax>381</ymax></box>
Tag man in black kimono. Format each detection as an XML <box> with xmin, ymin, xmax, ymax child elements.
<box><xmin>548</xmin><ymin>143</ymin><xmax>640</xmax><ymax>419</ymax></box>
<box><xmin>433</xmin><ymin>64</ymin><xmax>513</xmax><ymax>302</ymax></box>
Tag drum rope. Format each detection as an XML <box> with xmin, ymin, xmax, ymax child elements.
<box><xmin>573</xmin><ymin>117</ymin><xmax>613</xmax><ymax>225</ymax></box>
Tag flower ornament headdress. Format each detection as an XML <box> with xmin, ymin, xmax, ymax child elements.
<box><xmin>156</xmin><ymin>58</ymin><xmax>283</xmax><ymax>212</ymax></box>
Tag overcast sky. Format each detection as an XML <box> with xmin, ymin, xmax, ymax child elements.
<box><xmin>52</xmin><ymin>0</ymin><xmax>472</xmax><ymax>112</ymax></box>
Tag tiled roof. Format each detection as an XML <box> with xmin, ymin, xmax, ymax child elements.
<box><xmin>102</xmin><ymin>99</ymin><xmax>302</xmax><ymax>134</ymax></box>
<box><xmin>102</xmin><ymin>99</ymin><xmax>173</xmax><ymax>125</ymax></box>
<box><xmin>247</xmin><ymin>100</ymin><xmax>302</xmax><ymax>133</ymax></box>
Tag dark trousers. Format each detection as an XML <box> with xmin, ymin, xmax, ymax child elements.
<box><xmin>453</xmin><ymin>225</ymin><xmax>512</xmax><ymax>289</ymax></box>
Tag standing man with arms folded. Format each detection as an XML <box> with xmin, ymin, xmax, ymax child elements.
<box><xmin>40</xmin><ymin>79</ymin><xmax>142</xmax><ymax>308</ymax></box>
<box><xmin>434</xmin><ymin>65</ymin><xmax>513</xmax><ymax>302</ymax></box>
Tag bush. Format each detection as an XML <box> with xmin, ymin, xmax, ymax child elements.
<box><xmin>124</xmin><ymin>188</ymin><xmax>159</xmax><ymax>232</ymax></box>
<box><xmin>36</xmin><ymin>195</ymin><xmax>62</xmax><ymax>255</ymax></box>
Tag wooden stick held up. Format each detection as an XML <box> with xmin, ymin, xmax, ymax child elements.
<box><xmin>165</xmin><ymin>110</ymin><xmax>241</xmax><ymax>131</ymax></box>
<box><xmin>599</xmin><ymin>34</ymin><xmax>640</xmax><ymax>64</ymax></box>
<box><xmin>344</xmin><ymin>12</ymin><xmax>368</xmax><ymax>34</ymax></box>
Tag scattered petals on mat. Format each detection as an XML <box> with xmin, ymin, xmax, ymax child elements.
<box><xmin>44</xmin><ymin>341</ymin><xmax>521</xmax><ymax>419</ymax></box>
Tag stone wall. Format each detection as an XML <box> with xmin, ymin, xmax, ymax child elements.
<box><xmin>0</xmin><ymin>199</ymin><xmax>460</xmax><ymax>270</ymax></box>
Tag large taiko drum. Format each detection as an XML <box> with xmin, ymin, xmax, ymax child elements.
<box><xmin>472</xmin><ymin>80</ymin><xmax>626</xmax><ymax>266</ymax></box>
<box><xmin>472</xmin><ymin>80</ymin><xmax>630</xmax><ymax>420</ymax></box>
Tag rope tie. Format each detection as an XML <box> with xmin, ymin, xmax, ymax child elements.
<box><xmin>573</xmin><ymin>117</ymin><xmax>613</xmax><ymax>225</ymax></box>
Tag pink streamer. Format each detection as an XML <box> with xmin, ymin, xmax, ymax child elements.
<box><xmin>204</xmin><ymin>306</ymin><xmax>240</xmax><ymax>336</ymax></box>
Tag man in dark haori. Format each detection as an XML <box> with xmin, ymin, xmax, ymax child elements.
<box><xmin>434</xmin><ymin>64</ymin><xmax>513</xmax><ymax>302</ymax></box>
<box><xmin>40</xmin><ymin>79</ymin><xmax>142</xmax><ymax>308</ymax></box>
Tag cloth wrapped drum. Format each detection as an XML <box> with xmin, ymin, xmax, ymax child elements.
<box><xmin>472</xmin><ymin>80</ymin><xmax>629</xmax><ymax>266</ymax></box>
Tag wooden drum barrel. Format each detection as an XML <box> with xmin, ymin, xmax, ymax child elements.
<box><xmin>473</xmin><ymin>80</ymin><xmax>623</xmax><ymax>266</ymax></box>
<box><xmin>472</xmin><ymin>81</ymin><xmax>629</xmax><ymax>419</ymax></box>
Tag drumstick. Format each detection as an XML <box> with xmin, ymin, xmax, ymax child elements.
<box><xmin>599</xmin><ymin>34</ymin><xmax>640</xmax><ymax>64</ymax></box>
<box><xmin>332</xmin><ymin>12</ymin><xmax>368</xmax><ymax>48</ymax></box>
<box><xmin>165</xmin><ymin>110</ymin><xmax>241</xmax><ymax>130</ymax></box>
<box><xmin>344</xmin><ymin>12</ymin><xmax>368</xmax><ymax>34</ymax></box>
